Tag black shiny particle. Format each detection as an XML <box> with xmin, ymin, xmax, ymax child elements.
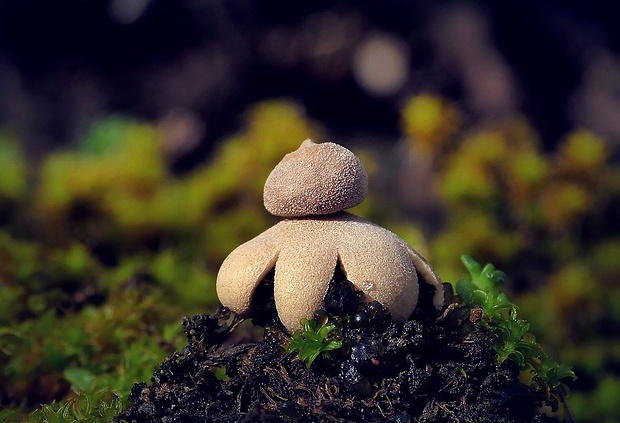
<box><xmin>340</xmin><ymin>360</ymin><xmax>372</xmax><ymax>397</ymax></box>
<box><xmin>279</xmin><ymin>401</ymin><xmax>299</xmax><ymax>417</ymax></box>
<box><xmin>352</xmin><ymin>311</ymin><xmax>371</xmax><ymax>327</ymax></box>
<box><xmin>313</xmin><ymin>309</ymin><xmax>328</xmax><ymax>325</ymax></box>
<box><xmin>365</xmin><ymin>300</ymin><xmax>390</xmax><ymax>325</ymax></box>
<box><xmin>351</xmin><ymin>338</ymin><xmax>385</xmax><ymax>375</ymax></box>
<box><xmin>365</xmin><ymin>300</ymin><xmax>381</xmax><ymax>315</ymax></box>
<box><xmin>324</xmin><ymin>265</ymin><xmax>360</xmax><ymax>317</ymax></box>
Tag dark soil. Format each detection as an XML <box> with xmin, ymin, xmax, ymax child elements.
<box><xmin>115</xmin><ymin>270</ymin><xmax>562</xmax><ymax>423</ymax></box>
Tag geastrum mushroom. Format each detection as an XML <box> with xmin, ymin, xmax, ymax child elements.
<box><xmin>216</xmin><ymin>139</ymin><xmax>444</xmax><ymax>331</ymax></box>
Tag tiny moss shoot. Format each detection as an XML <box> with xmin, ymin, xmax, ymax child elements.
<box><xmin>287</xmin><ymin>317</ymin><xmax>343</xmax><ymax>368</ymax></box>
<box><xmin>456</xmin><ymin>255</ymin><xmax>576</xmax><ymax>397</ymax></box>
<box><xmin>0</xmin><ymin>391</ymin><xmax>123</xmax><ymax>423</ymax></box>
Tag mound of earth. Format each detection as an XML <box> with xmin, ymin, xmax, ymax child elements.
<box><xmin>115</xmin><ymin>270</ymin><xmax>564</xmax><ymax>423</ymax></box>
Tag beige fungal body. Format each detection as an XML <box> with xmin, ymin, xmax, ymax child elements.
<box><xmin>263</xmin><ymin>139</ymin><xmax>368</xmax><ymax>217</ymax></box>
<box><xmin>216</xmin><ymin>139</ymin><xmax>443</xmax><ymax>332</ymax></box>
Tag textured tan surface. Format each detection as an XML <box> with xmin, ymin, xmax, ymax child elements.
<box><xmin>217</xmin><ymin>139</ymin><xmax>443</xmax><ymax>332</ymax></box>
<box><xmin>216</xmin><ymin>232</ymin><xmax>280</xmax><ymax>315</ymax></box>
<box><xmin>336</xmin><ymin>216</ymin><xmax>418</xmax><ymax>322</ymax></box>
<box><xmin>263</xmin><ymin>139</ymin><xmax>368</xmax><ymax>217</ymax></box>
<box><xmin>215</xmin><ymin>212</ymin><xmax>444</xmax><ymax>332</ymax></box>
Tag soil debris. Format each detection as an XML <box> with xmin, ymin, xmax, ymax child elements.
<box><xmin>116</xmin><ymin>271</ymin><xmax>561</xmax><ymax>423</ymax></box>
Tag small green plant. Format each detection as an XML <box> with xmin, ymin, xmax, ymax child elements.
<box><xmin>0</xmin><ymin>391</ymin><xmax>123</xmax><ymax>423</ymax></box>
<box><xmin>287</xmin><ymin>317</ymin><xmax>343</xmax><ymax>368</ymax></box>
<box><xmin>456</xmin><ymin>255</ymin><xmax>576</xmax><ymax>396</ymax></box>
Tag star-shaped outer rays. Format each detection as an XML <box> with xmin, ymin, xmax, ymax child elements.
<box><xmin>216</xmin><ymin>139</ymin><xmax>443</xmax><ymax>332</ymax></box>
<box><xmin>216</xmin><ymin>212</ymin><xmax>444</xmax><ymax>332</ymax></box>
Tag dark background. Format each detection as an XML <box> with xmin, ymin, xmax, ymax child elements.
<box><xmin>2</xmin><ymin>0</ymin><xmax>620</xmax><ymax>167</ymax></box>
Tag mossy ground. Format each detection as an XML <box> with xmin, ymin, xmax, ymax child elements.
<box><xmin>2</xmin><ymin>99</ymin><xmax>612</xmax><ymax>421</ymax></box>
<box><xmin>116</xmin><ymin>273</ymin><xmax>563</xmax><ymax>423</ymax></box>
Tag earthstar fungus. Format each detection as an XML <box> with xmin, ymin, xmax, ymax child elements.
<box><xmin>263</xmin><ymin>138</ymin><xmax>368</xmax><ymax>217</ymax></box>
<box><xmin>216</xmin><ymin>139</ymin><xmax>444</xmax><ymax>331</ymax></box>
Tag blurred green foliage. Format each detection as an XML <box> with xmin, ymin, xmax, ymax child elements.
<box><xmin>0</xmin><ymin>135</ymin><xmax>27</xmax><ymax>205</ymax></box>
<box><xmin>0</xmin><ymin>96</ymin><xmax>617</xmax><ymax>421</ymax></box>
<box><xmin>0</xmin><ymin>101</ymin><xmax>321</xmax><ymax>420</ymax></box>
<box><xmin>403</xmin><ymin>94</ymin><xmax>620</xmax><ymax>422</ymax></box>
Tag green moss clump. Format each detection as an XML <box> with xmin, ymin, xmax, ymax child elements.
<box><xmin>456</xmin><ymin>255</ymin><xmax>576</xmax><ymax>398</ymax></box>
<box><xmin>1</xmin><ymin>96</ymin><xmax>615</xmax><ymax>421</ymax></box>
<box><xmin>287</xmin><ymin>317</ymin><xmax>343</xmax><ymax>368</ymax></box>
<box><xmin>0</xmin><ymin>136</ymin><xmax>27</xmax><ymax>204</ymax></box>
<box><xmin>0</xmin><ymin>100</ymin><xmax>324</xmax><ymax>421</ymax></box>
<box><xmin>402</xmin><ymin>96</ymin><xmax>620</xmax><ymax>421</ymax></box>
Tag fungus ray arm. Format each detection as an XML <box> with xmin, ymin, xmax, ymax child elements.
<box><xmin>273</xmin><ymin>246</ymin><xmax>337</xmax><ymax>332</ymax></box>
<box><xmin>405</xmin><ymin>245</ymin><xmax>444</xmax><ymax>309</ymax></box>
<box><xmin>216</xmin><ymin>232</ymin><xmax>280</xmax><ymax>316</ymax></box>
<box><xmin>323</xmin><ymin>213</ymin><xmax>420</xmax><ymax>321</ymax></box>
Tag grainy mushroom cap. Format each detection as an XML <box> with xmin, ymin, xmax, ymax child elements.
<box><xmin>263</xmin><ymin>139</ymin><xmax>368</xmax><ymax>217</ymax></box>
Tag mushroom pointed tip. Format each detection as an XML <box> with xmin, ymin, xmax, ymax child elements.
<box><xmin>298</xmin><ymin>138</ymin><xmax>317</xmax><ymax>150</ymax></box>
<box><xmin>264</xmin><ymin>140</ymin><xmax>368</xmax><ymax>217</ymax></box>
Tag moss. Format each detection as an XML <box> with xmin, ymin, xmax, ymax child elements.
<box><xmin>402</xmin><ymin>100</ymin><xmax>620</xmax><ymax>422</ymax></box>
<box><xmin>0</xmin><ymin>96</ymin><xmax>616</xmax><ymax>421</ymax></box>
<box><xmin>456</xmin><ymin>256</ymin><xmax>575</xmax><ymax>397</ymax></box>
<box><xmin>401</xmin><ymin>94</ymin><xmax>460</xmax><ymax>156</ymax></box>
<box><xmin>0</xmin><ymin>136</ymin><xmax>27</xmax><ymax>204</ymax></box>
<box><xmin>0</xmin><ymin>100</ymin><xmax>324</xmax><ymax>420</ymax></box>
